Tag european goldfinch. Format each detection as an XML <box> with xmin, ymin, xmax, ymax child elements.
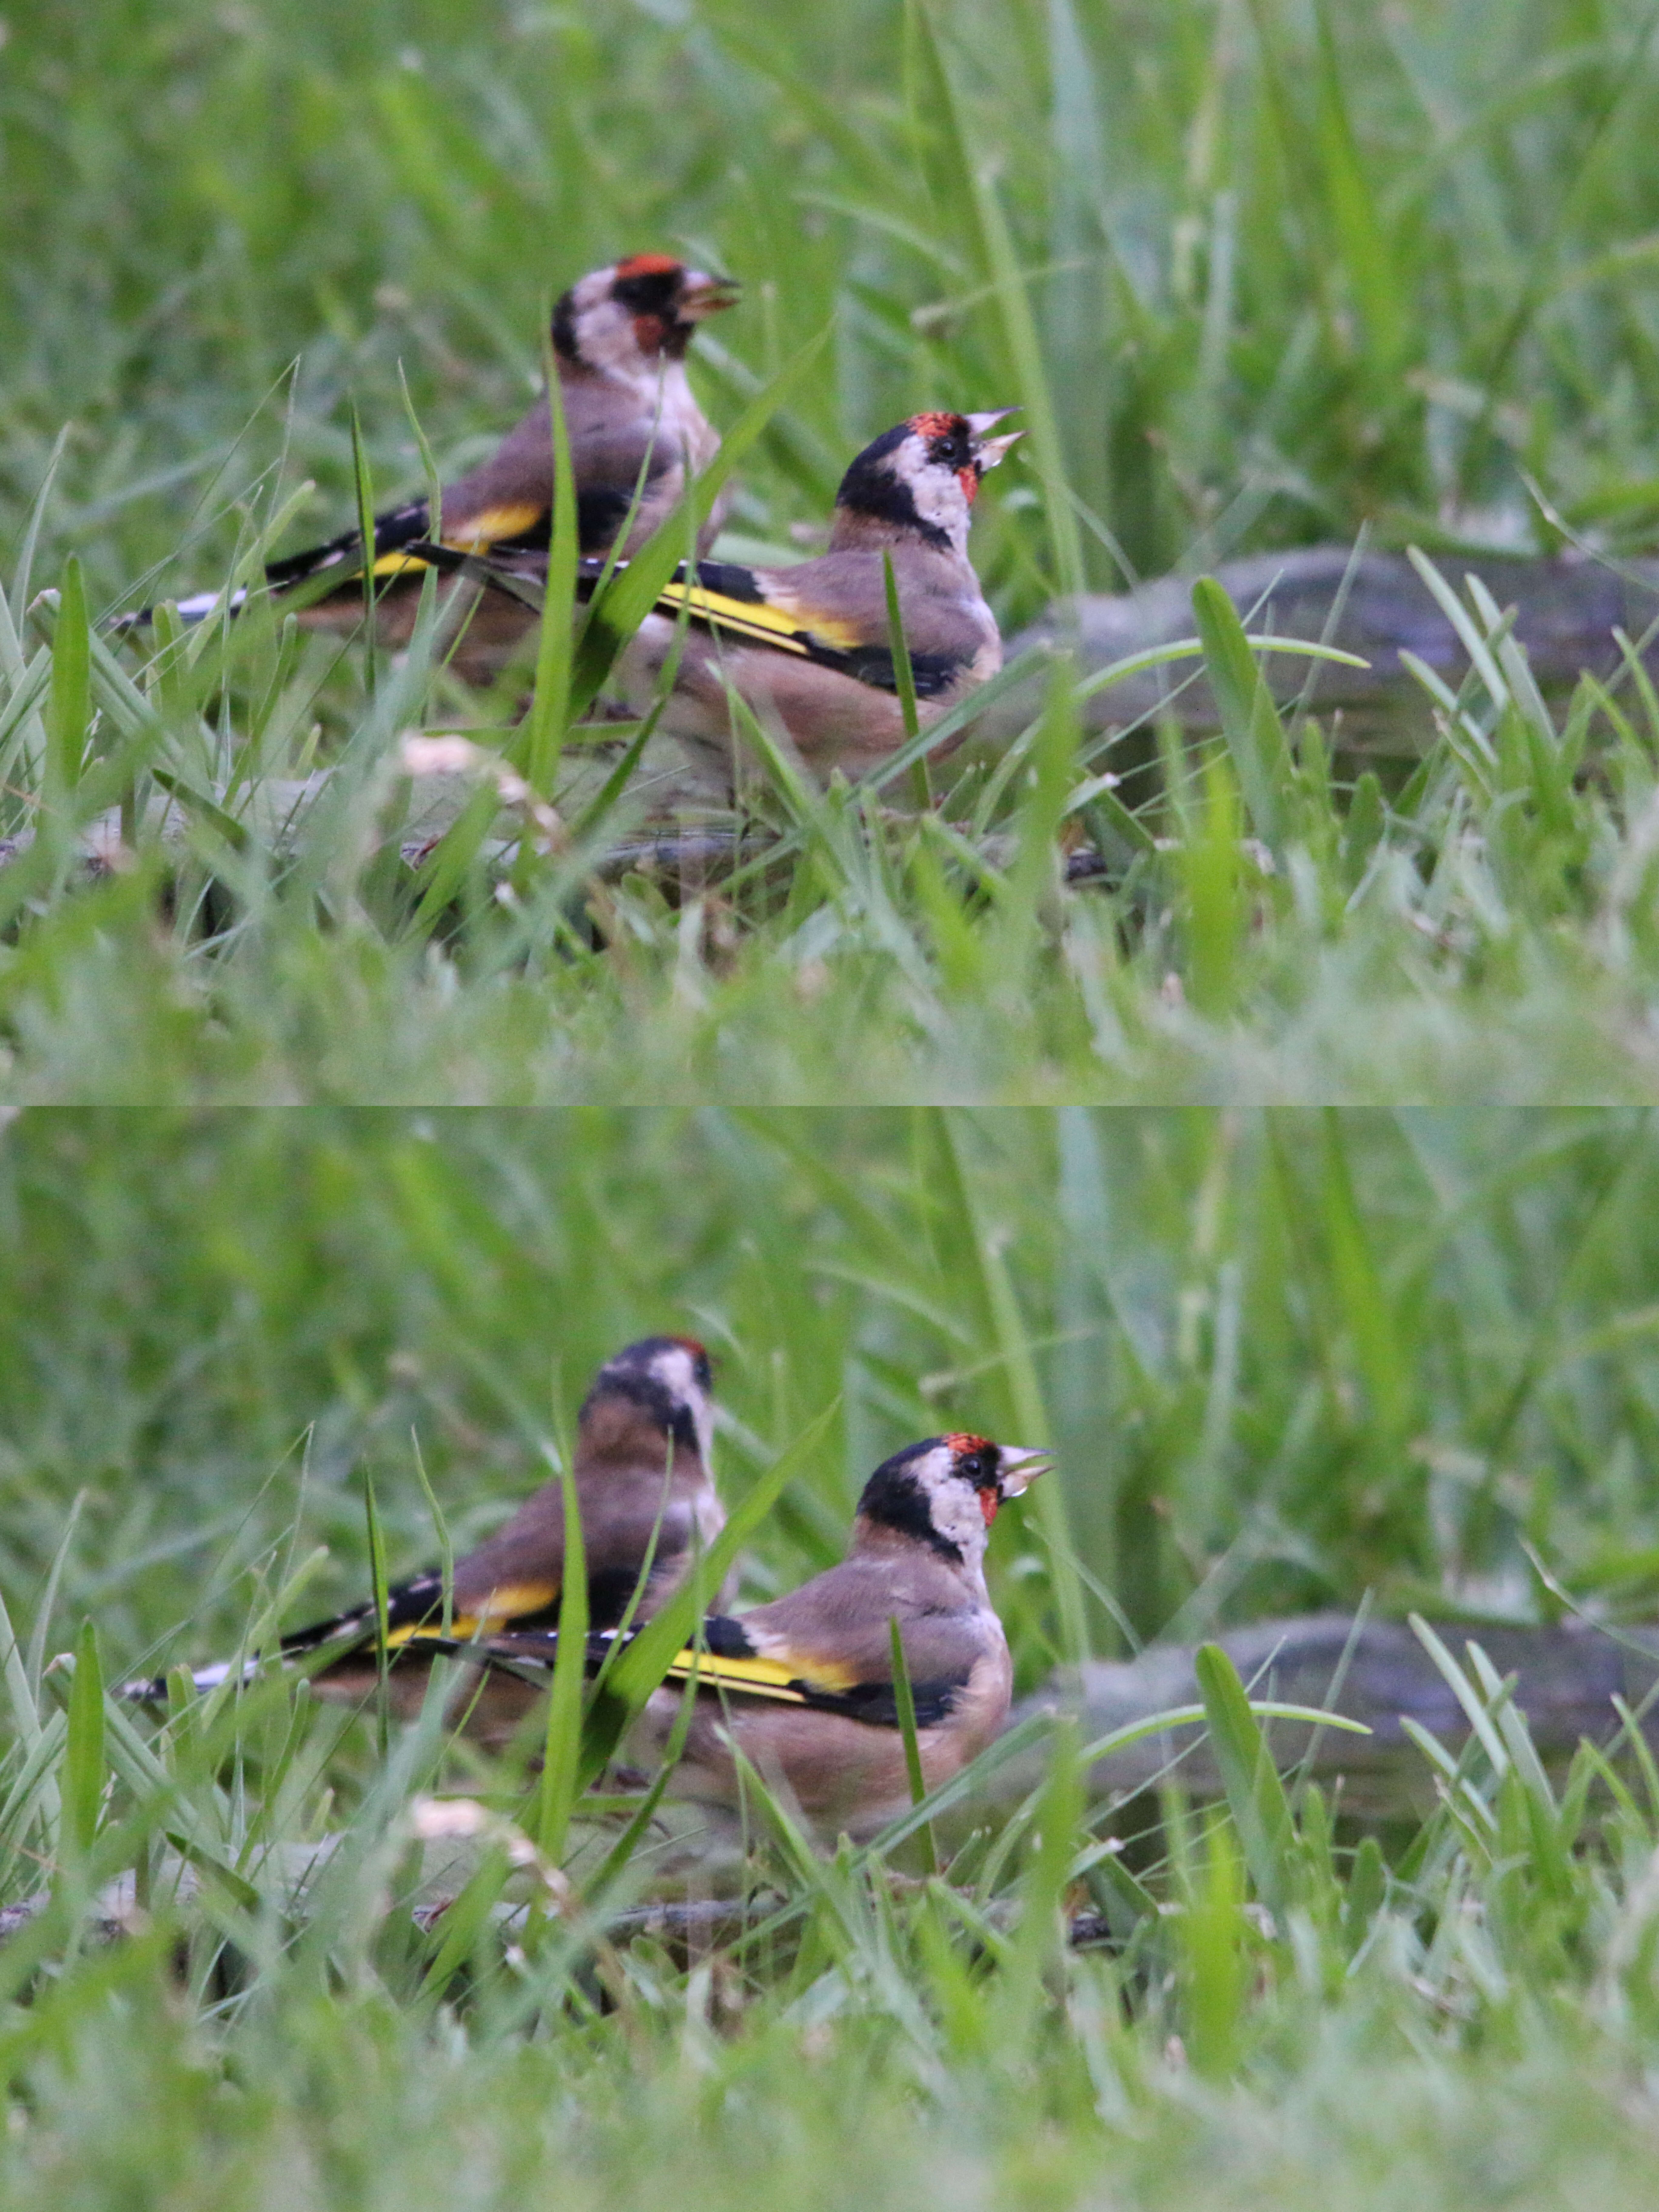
<box><xmin>611</xmin><ymin>409</ymin><xmax>1021</xmax><ymax>791</ymax></box>
<box><xmin>122</xmin><ymin>1335</ymin><xmax>724</xmax><ymax>1736</ymax></box>
<box><xmin>128</xmin><ymin>256</ymin><xmax>739</xmax><ymax>681</ymax></box>
<box><xmin>484</xmin><ymin>1432</ymin><xmax>1049</xmax><ymax>1839</ymax></box>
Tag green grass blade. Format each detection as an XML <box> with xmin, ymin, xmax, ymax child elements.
<box><xmin>1078</xmin><ymin>1699</ymin><xmax>1371</xmax><ymax>1767</ymax></box>
<box><xmin>1408</xmin><ymin>1613</ymin><xmax>1511</xmax><ymax>1777</ymax></box>
<box><xmin>1191</xmin><ymin>576</ymin><xmax>1295</xmax><ymax>852</ymax></box>
<box><xmin>1312</xmin><ymin>0</ymin><xmax>1408</xmax><ymax>380</ymax></box>
<box><xmin>882</xmin><ymin>548</ymin><xmax>930</xmax><ymax>811</ymax></box>
<box><xmin>1184</xmin><ymin>747</ymin><xmax>1244</xmax><ymax>1016</ymax></box>
<box><xmin>397</xmin><ymin>361</ymin><xmax>443</xmax><ymax>551</ymax></box>
<box><xmin>61</xmin><ymin>1621</ymin><xmax>106</xmax><ymax>1864</ymax></box>
<box><xmin>409</xmin><ymin>1432</ymin><xmax>454</xmax><ymax>1638</ymax></box>
<box><xmin>25</xmin><ymin>1491</ymin><xmax>86</xmax><ymax>1704</ymax></box>
<box><xmin>1193</xmin><ymin>1640</ymin><xmax>1297</xmax><ymax>1924</ymax></box>
<box><xmin>515</xmin><ymin>330</ymin><xmax>579</xmax><ymax>806</ymax></box>
<box><xmin>348</xmin><ymin>399</ymin><xmax>378</xmax><ymax>698</ymax></box>
<box><xmin>364</xmin><ymin>1464</ymin><xmax>391</xmax><ymax>1760</ymax></box>
<box><xmin>44</xmin><ymin>556</ymin><xmax>91</xmax><ymax>811</ymax></box>
<box><xmin>971</xmin><ymin>168</ymin><xmax>1086</xmax><ymax>602</ymax></box>
<box><xmin>1181</xmin><ymin>1810</ymin><xmax>1248</xmax><ymax>2079</ymax></box>
<box><xmin>888</xmin><ymin>1613</ymin><xmax>937</xmax><ymax>1875</ymax></box>
<box><xmin>534</xmin><ymin>1457</ymin><xmax>589</xmax><ymax>1863</ymax></box>
<box><xmin>0</xmin><ymin>1585</ymin><xmax>57</xmax><ymax>1845</ymax></box>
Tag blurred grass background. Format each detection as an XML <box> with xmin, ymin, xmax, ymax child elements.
<box><xmin>6</xmin><ymin>1105</ymin><xmax>1659</xmax><ymax>2209</ymax></box>
<box><xmin>9</xmin><ymin>1105</ymin><xmax>1659</xmax><ymax>1682</ymax></box>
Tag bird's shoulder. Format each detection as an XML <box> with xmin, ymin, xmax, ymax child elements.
<box><xmin>655</xmin><ymin>550</ymin><xmax>988</xmax><ymax>694</ymax></box>
<box><xmin>439</xmin><ymin>380</ymin><xmax>685</xmax><ymax>546</ymax></box>
<box><xmin>735</xmin><ymin>1553</ymin><xmax>990</xmax><ymax>1691</ymax></box>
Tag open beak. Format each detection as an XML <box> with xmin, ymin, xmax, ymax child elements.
<box><xmin>995</xmin><ymin>1444</ymin><xmax>1053</xmax><ymax>1498</ymax></box>
<box><xmin>681</xmin><ymin>271</ymin><xmax>742</xmax><ymax>320</ymax></box>
<box><xmin>966</xmin><ymin>408</ymin><xmax>1024</xmax><ymax>472</ymax></box>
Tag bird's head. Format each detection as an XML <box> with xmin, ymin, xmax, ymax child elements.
<box><xmin>581</xmin><ymin>1334</ymin><xmax>716</xmax><ymax>1465</ymax></box>
<box><xmin>853</xmin><ymin>1432</ymin><xmax>1051</xmax><ymax>1576</ymax></box>
<box><xmin>831</xmin><ymin>409</ymin><xmax>1023</xmax><ymax>558</ymax></box>
<box><xmin>553</xmin><ymin>256</ymin><xmax>740</xmax><ymax>377</ymax></box>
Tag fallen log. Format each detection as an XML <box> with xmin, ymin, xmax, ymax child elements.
<box><xmin>984</xmin><ymin>544</ymin><xmax>1659</xmax><ymax>755</ymax></box>
<box><xmin>1007</xmin><ymin>1609</ymin><xmax>1659</xmax><ymax>1819</ymax></box>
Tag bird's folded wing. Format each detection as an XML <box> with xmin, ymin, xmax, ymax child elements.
<box><xmin>262</xmin><ymin>495</ymin><xmax>551</xmax><ymax>596</ymax></box>
<box><xmin>118</xmin><ymin>1569</ymin><xmax>567</xmax><ymax>1701</ymax></box>
<box><xmin>644</xmin><ymin>562</ymin><xmax>970</xmax><ymax>698</ymax></box>
<box><xmin>649</xmin><ymin>563</ymin><xmax>866</xmax><ymax>659</ymax></box>
<box><xmin>480</xmin><ymin>1614</ymin><xmax>974</xmax><ymax>1729</ymax></box>
<box><xmin>275</xmin><ymin>1567</ymin><xmax>564</xmax><ymax>1659</ymax></box>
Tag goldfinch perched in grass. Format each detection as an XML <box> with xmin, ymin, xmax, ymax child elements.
<box><xmin>612</xmin><ymin>408</ymin><xmax>1021</xmax><ymax>791</ymax></box>
<box><xmin>124</xmin><ymin>256</ymin><xmax>739</xmax><ymax>682</ymax></box>
<box><xmin>484</xmin><ymin>1431</ymin><xmax>1049</xmax><ymax>1840</ymax></box>
<box><xmin>122</xmin><ymin>1335</ymin><xmax>724</xmax><ymax>1742</ymax></box>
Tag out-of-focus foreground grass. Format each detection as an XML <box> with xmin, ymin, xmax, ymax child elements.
<box><xmin>7</xmin><ymin>0</ymin><xmax>1659</xmax><ymax>1098</ymax></box>
<box><xmin>6</xmin><ymin>1108</ymin><xmax>1659</xmax><ymax>2208</ymax></box>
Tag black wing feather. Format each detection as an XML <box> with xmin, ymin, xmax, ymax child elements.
<box><xmin>262</xmin><ymin>499</ymin><xmax>433</xmax><ymax>592</ymax></box>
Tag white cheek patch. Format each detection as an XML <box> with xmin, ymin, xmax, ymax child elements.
<box><xmin>916</xmin><ymin>1464</ymin><xmax>991</xmax><ymax>1573</ymax></box>
<box><xmin>895</xmin><ymin>442</ymin><xmax>973</xmax><ymax>551</ymax></box>
<box><xmin>577</xmin><ymin>300</ymin><xmax>678</xmax><ymax>386</ymax></box>
<box><xmin>651</xmin><ymin>1345</ymin><xmax>713</xmax><ymax>1462</ymax></box>
<box><xmin>652</xmin><ymin>1346</ymin><xmax>694</xmax><ymax>1420</ymax></box>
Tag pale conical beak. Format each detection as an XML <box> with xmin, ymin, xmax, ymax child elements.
<box><xmin>966</xmin><ymin>409</ymin><xmax>1024</xmax><ymax>472</ymax></box>
<box><xmin>974</xmin><ymin>431</ymin><xmax>1024</xmax><ymax>471</ymax></box>
<box><xmin>681</xmin><ymin>271</ymin><xmax>742</xmax><ymax>320</ymax></box>
<box><xmin>995</xmin><ymin>1444</ymin><xmax>1053</xmax><ymax>1497</ymax></box>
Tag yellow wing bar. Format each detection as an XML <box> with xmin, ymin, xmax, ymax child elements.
<box><xmin>383</xmin><ymin>1578</ymin><xmax>560</xmax><ymax>1651</ymax></box>
<box><xmin>370</xmin><ymin>551</ymin><xmax>438</xmax><ymax>581</ymax></box>
<box><xmin>388</xmin><ymin>1613</ymin><xmax>479</xmax><ymax>1648</ymax></box>
<box><xmin>654</xmin><ymin>577</ymin><xmax>865</xmax><ymax>657</ymax></box>
<box><xmin>444</xmin><ymin>501</ymin><xmax>546</xmax><ymax>551</ymax></box>
<box><xmin>656</xmin><ymin>1644</ymin><xmax>861</xmax><ymax>1704</ymax></box>
<box><xmin>368</xmin><ymin>501</ymin><xmax>548</xmax><ymax>582</ymax></box>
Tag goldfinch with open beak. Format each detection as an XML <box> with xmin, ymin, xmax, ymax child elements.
<box><xmin>486</xmin><ymin>1432</ymin><xmax>1048</xmax><ymax>1839</ymax></box>
<box><xmin>611</xmin><ymin>409</ymin><xmax>1020</xmax><ymax>791</ymax></box>
<box><xmin>121</xmin><ymin>1336</ymin><xmax>723</xmax><ymax>1738</ymax></box>
<box><xmin>122</xmin><ymin>257</ymin><xmax>739</xmax><ymax>683</ymax></box>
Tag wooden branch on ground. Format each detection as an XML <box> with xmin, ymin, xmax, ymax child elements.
<box><xmin>1004</xmin><ymin>1609</ymin><xmax>1659</xmax><ymax>1818</ymax></box>
<box><xmin>985</xmin><ymin>543</ymin><xmax>1659</xmax><ymax>755</ymax></box>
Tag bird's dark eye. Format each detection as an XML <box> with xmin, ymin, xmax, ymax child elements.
<box><xmin>959</xmin><ymin>1450</ymin><xmax>986</xmax><ymax>1481</ymax></box>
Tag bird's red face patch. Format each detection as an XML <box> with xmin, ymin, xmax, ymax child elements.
<box><xmin>632</xmin><ymin>313</ymin><xmax>667</xmax><ymax>355</ymax></box>
<box><xmin>909</xmin><ymin>414</ymin><xmax>980</xmax><ymax>504</ymax></box>
<box><xmin>945</xmin><ymin>1432</ymin><xmax>1001</xmax><ymax>1521</ymax></box>
<box><xmin>616</xmin><ymin>252</ymin><xmax>684</xmax><ymax>279</ymax></box>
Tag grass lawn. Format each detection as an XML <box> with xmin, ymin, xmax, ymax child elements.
<box><xmin>9</xmin><ymin>0</ymin><xmax>1659</xmax><ymax>2200</ymax></box>
<box><xmin>6</xmin><ymin>0</ymin><xmax>1659</xmax><ymax>1098</ymax></box>
<box><xmin>6</xmin><ymin>1108</ymin><xmax>1659</xmax><ymax>2207</ymax></box>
